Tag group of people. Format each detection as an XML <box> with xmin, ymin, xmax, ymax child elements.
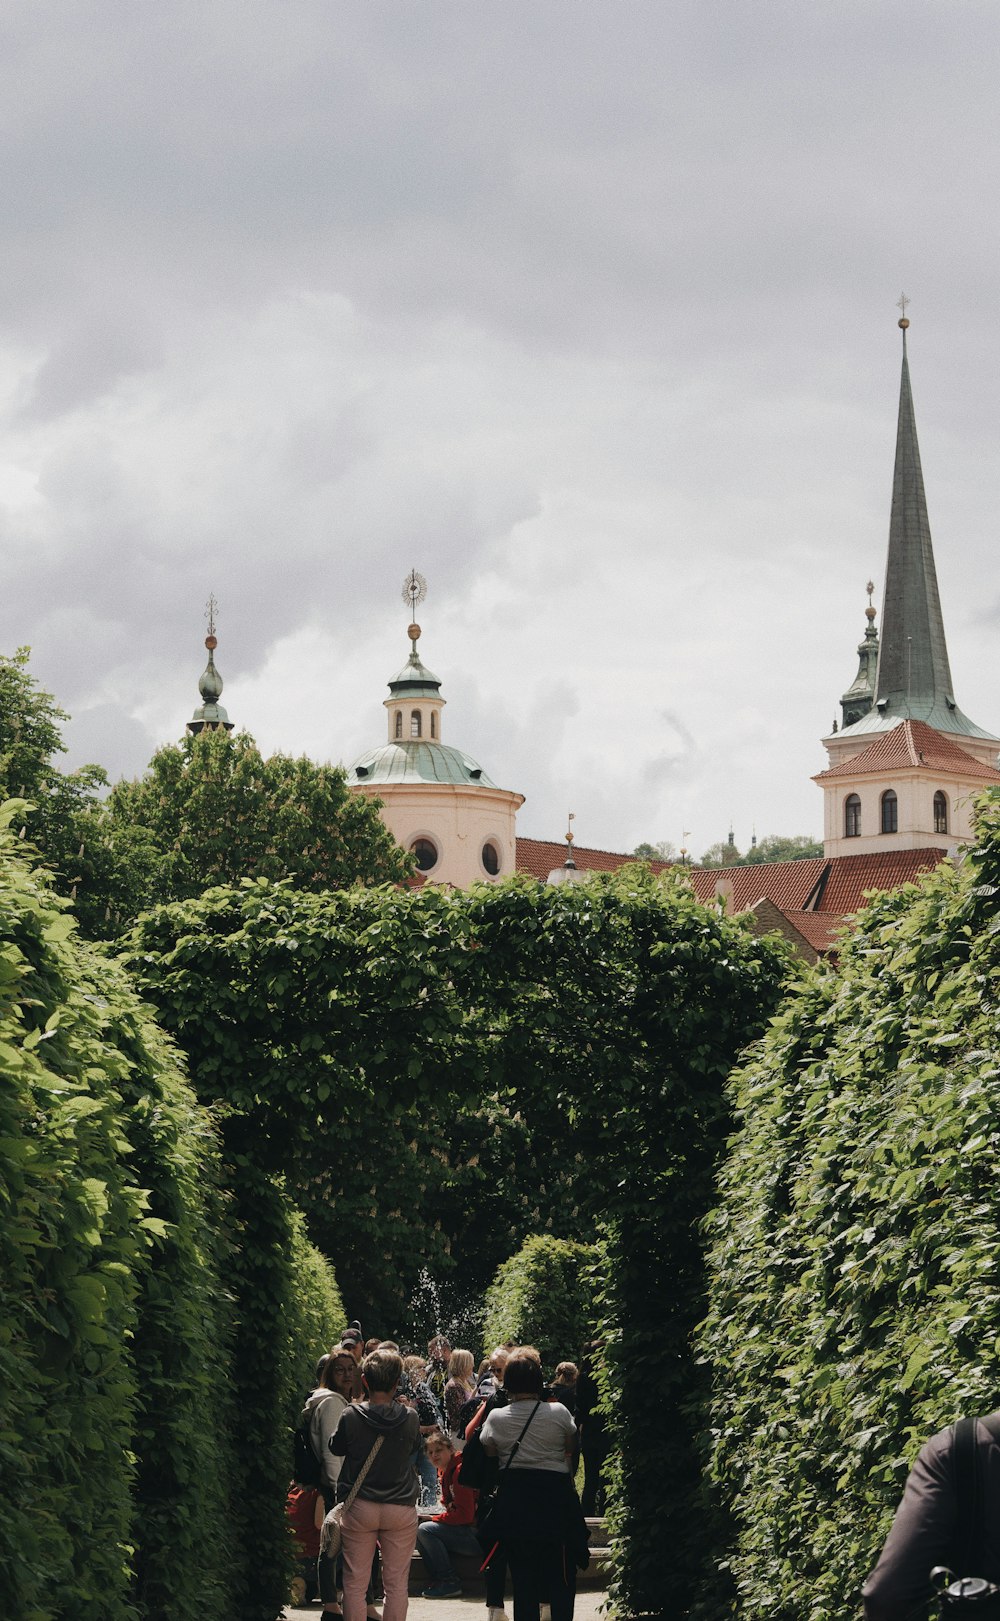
<box><xmin>288</xmin><ymin>1323</ymin><xmax>603</xmax><ymax>1621</ymax></box>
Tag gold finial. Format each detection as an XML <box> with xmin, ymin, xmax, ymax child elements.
<box><xmin>897</xmin><ymin>291</ymin><xmax>910</xmax><ymax>330</ymax></box>
<box><xmin>402</xmin><ymin>571</ymin><xmax>427</xmax><ymax>648</ymax></box>
<box><xmin>866</xmin><ymin>578</ymin><xmax>877</xmax><ymax>623</ymax></box>
<box><xmin>205</xmin><ymin>593</ymin><xmax>219</xmax><ymax>651</ymax></box>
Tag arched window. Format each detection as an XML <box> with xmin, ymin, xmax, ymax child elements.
<box><xmin>934</xmin><ymin>791</ymin><xmax>948</xmax><ymax>834</ymax></box>
<box><xmin>845</xmin><ymin>794</ymin><xmax>861</xmax><ymax>838</ymax></box>
<box><xmin>880</xmin><ymin>789</ymin><xmax>898</xmax><ymax>835</ymax></box>
<box><xmin>394</xmin><ymin>710</ymin><xmax>403</xmax><ymax>739</ymax></box>
<box><xmin>430</xmin><ymin>712</ymin><xmax>437</xmax><ymax>739</ymax></box>
<box><xmin>410</xmin><ymin>710</ymin><xmax>422</xmax><ymax>739</ymax></box>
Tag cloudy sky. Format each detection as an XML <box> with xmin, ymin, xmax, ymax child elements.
<box><xmin>2</xmin><ymin>1</ymin><xmax>999</xmax><ymax>860</ymax></box>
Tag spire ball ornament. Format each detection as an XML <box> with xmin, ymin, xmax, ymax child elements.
<box><xmin>897</xmin><ymin>291</ymin><xmax>910</xmax><ymax>329</ymax></box>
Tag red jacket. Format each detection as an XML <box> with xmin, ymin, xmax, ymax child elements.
<box><xmin>434</xmin><ymin>1450</ymin><xmax>478</xmax><ymax>1526</ymax></box>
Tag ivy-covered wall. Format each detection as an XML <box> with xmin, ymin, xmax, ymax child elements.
<box><xmin>701</xmin><ymin>796</ymin><xmax>1000</xmax><ymax>1621</ymax></box>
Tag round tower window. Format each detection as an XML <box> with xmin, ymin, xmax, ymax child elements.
<box><xmin>411</xmin><ymin>837</ymin><xmax>438</xmax><ymax>871</ymax></box>
<box><xmin>481</xmin><ymin>841</ymin><xmax>500</xmax><ymax>875</ymax></box>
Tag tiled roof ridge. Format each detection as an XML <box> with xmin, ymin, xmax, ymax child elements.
<box><xmin>815</xmin><ymin>718</ymin><xmax>1000</xmax><ymax>783</ymax></box>
<box><xmin>517</xmin><ymin>835</ymin><xmax>672</xmax><ymax>863</ymax></box>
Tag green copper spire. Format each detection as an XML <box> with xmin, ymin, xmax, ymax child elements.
<box><xmin>187</xmin><ymin>594</ymin><xmax>234</xmax><ymax>735</ymax></box>
<box><xmin>839</xmin><ymin>581</ymin><xmax>879</xmax><ymax>729</ymax></box>
<box><xmin>836</xmin><ymin>310</ymin><xmax>995</xmax><ymax>744</ymax></box>
<box><xmin>875</xmin><ymin>313</ymin><xmax>956</xmax><ymax>715</ymax></box>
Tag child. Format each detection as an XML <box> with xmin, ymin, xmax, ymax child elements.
<box><xmin>286</xmin><ymin>1480</ymin><xmax>324</xmax><ymax>1606</ymax></box>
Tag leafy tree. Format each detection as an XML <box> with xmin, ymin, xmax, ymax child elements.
<box><xmin>743</xmin><ymin>832</ymin><xmax>822</xmax><ymax>864</ymax></box>
<box><xmin>0</xmin><ymin>648</ymin><xmax>123</xmax><ymax>933</ymax></box>
<box><xmin>698</xmin><ymin>832</ymin><xmax>822</xmax><ymax>868</ymax></box>
<box><xmin>701</xmin><ymin>792</ymin><xmax>1000</xmax><ymax>1620</ymax></box>
<box><xmin>103</xmin><ymin>729</ymin><xmax>411</xmax><ymax>929</ymax></box>
<box><xmin>632</xmin><ymin>839</ymin><xmax>677</xmax><ymax>861</ymax></box>
<box><xmin>699</xmin><ymin>838</ymin><xmax>743</xmax><ymax>867</ymax></box>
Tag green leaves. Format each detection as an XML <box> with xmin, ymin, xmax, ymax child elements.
<box><xmin>700</xmin><ymin>792</ymin><xmax>1000</xmax><ymax>1621</ymax></box>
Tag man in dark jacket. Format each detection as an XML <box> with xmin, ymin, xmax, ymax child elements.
<box><xmin>863</xmin><ymin>1415</ymin><xmax>1000</xmax><ymax>1619</ymax></box>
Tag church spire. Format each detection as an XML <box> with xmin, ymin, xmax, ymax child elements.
<box><xmin>839</xmin><ymin>580</ymin><xmax>880</xmax><ymax>729</ymax></box>
<box><xmin>873</xmin><ymin>303</ymin><xmax>956</xmax><ymax>723</ymax></box>
<box><xmin>187</xmin><ymin>594</ymin><xmax>234</xmax><ymax>735</ymax></box>
<box><xmin>830</xmin><ymin>306</ymin><xmax>995</xmax><ymax>747</ymax></box>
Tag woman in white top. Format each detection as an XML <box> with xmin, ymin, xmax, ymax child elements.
<box><xmin>480</xmin><ymin>1355</ymin><xmax>587</xmax><ymax>1621</ymax></box>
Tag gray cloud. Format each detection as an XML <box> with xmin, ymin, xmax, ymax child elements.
<box><xmin>2</xmin><ymin>2</ymin><xmax>999</xmax><ymax>852</ymax></box>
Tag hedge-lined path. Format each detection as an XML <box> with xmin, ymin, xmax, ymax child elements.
<box><xmin>285</xmin><ymin>1597</ymin><xmax>610</xmax><ymax>1621</ymax></box>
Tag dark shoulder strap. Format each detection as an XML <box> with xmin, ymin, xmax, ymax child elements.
<box><xmin>501</xmin><ymin>1401</ymin><xmax>542</xmax><ymax>1476</ymax></box>
<box><xmin>954</xmin><ymin>1417</ymin><xmax>980</xmax><ymax>1577</ymax></box>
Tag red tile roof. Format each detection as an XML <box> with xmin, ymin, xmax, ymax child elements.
<box><xmin>515</xmin><ymin>837</ymin><xmax>672</xmax><ymax>880</ymax></box>
<box><xmin>514</xmin><ymin>836</ymin><xmax>948</xmax><ymax>957</ymax></box>
<box><xmin>815</xmin><ymin>719</ymin><xmax>1000</xmax><ymax>783</ymax></box>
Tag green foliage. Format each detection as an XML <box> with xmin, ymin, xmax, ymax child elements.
<box><xmin>0</xmin><ymin>802</ymin><xmax>233</xmax><ymax>1621</ymax></box>
<box><xmin>125</xmin><ymin>864</ymin><xmax>791</xmax><ymax>1619</ymax></box>
<box><xmin>104</xmin><ymin>729</ymin><xmax>411</xmax><ymax>931</ymax></box>
<box><xmin>699</xmin><ymin>831</ymin><xmax>823</xmax><ymax>867</ymax></box>
<box><xmin>482</xmin><ymin>1235</ymin><xmax>597</xmax><ymax>1372</ymax></box>
<box><xmin>0</xmin><ymin>647</ymin><xmax>124</xmax><ymax>936</ymax></box>
<box><xmin>701</xmin><ymin>792</ymin><xmax>1000</xmax><ymax>1621</ymax></box>
<box><xmin>285</xmin><ymin>1209</ymin><xmax>347</xmax><ymax>1419</ymax></box>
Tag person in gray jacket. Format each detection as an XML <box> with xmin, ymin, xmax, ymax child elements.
<box><xmin>863</xmin><ymin>1414</ymin><xmax>1000</xmax><ymax>1619</ymax></box>
<box><xmin>301</xmin><ymin>1349</ymin><xmax>356</xmax><ymax>1508</ymax></box>
<box><xmin>330</xmin><ymin>1349</ymin><xmax>421</xmax><ymax>1621</ymax></box>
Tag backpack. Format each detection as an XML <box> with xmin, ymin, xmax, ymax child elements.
<box><xmin>933</xmin><ymin>1417</ymin><xmax>1000</xmax><ymax>1616</ymax></box>
<box><xmin>292</xmin><ymin>1405</ymin><xmax>324</xmax><ymax>1487</ymax></box>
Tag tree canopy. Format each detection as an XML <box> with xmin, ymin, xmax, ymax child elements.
<box><xmin>700</xmin><ymin>831</ymin><xmax>823</xmax><ymax>867</ymax></box>
<box><xmin>104</xmin><ymin>727</ymin><xmax>412</xmax><ymax>926</ymax></box>
<box><xmin>0</xmin><ymin>648</ymin><xmax>412</xmax><ymax>936</ymax></box>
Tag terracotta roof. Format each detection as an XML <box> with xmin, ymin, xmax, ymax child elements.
<box><xmin>514</xmin><ymin>836</ymin><xmax>948</xmax><ymax>956</ymax></box>
<box><xmin>515</xmin><ymin>837</ymin><xmax>672</xmax><ymax>881</ymax></box>
<box><xmin>687</xmin><ymin>859</ymin><xmax>826</xmax><ymax>912</ymax></box>
<box><xmin>688</xmin><ymin>847</ymin><xmax>944</xmax><ymax>916</ymax></box>
<box><xmin>815</xmin><ymin>719</ymin><xmax>1000</xmax><ymax>783</ymax></box>
<box><xmin>817</xmin><ymin>846</ymin><xmax>945</xmax><ymax>913</ymax></box>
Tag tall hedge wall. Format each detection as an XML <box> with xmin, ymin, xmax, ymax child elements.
<box><xmin>701</xmin><ymin>796</ymin><xmax>1000</xmax><ymax>1621</ymax></box>
<box><xmin>482</xmin><ymin>1234</ymin><xmax>597</xmax><ymax>1372</ymax></box>
<box><xmin>0</xmin><ymin>808</ymin><xmax>345</xmax><ymax>1621</ymax></box>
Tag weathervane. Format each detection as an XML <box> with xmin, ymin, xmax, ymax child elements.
<box><xmin>402</xmin><ymin>570</ymin><xmax>427</xmax><ymax>646</ymax></box>
<box><xmin>205</xmin><ymin>594</ymin><xmax>219</xmax><ymax>648</ymax></box>
<box><xmin>897</xmin><ymin>292</ymin><xmax>910</xmax><ymax>330</ymax></box>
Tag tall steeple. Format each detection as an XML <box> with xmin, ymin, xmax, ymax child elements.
<box><xmin>187</xmin><ymin>595</ymin><xmax>234</xmax><ymax>736</ymax></box>
<box><xmin>874</xmin><ymin>305</ymin><xmax>957</xmax><ymax>723</ymax></box>
<box><xmin>829</xmin><ymin>305</ymin><xmax>997</xmax><ymax>751</ymax></box>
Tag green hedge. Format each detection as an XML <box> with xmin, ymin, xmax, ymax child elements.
<box><xmin>482</xmin><ymin>1234</ymin><xmax>597</xmax><ymax>1372</ymax></box>
<box><xmin>0</xmin><ymin>805</ymin><xmax>233</xmax><ymax>1621</ymax></box>
<box><xmin>701</xmin><ymin>794</ymin><xmax>1000</xmax><ymax>1621</ymax></box>
<box><xmin>0</xmin><ymin>807</ymin><xmax>348</xmax><ymax>1621</ymax></box>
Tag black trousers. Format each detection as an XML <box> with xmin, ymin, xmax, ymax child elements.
<box><xmin>505</xmin><ymin>1538</ymin><xmax>576</xmax><ymax>1621</ymax></box>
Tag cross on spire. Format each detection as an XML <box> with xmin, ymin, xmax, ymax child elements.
<box><xmin>897</xmin><ymin>292</ymin><xmax>910</xmax><ymax>320</ymax></box>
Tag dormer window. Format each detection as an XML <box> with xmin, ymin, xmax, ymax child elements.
<box><xmin>934</xmin><ymin>791</ymin><xmax>948</xmax><ymax>834</ymax></box>
<box><xmin>881</xmin><ymin>789</ymin><xmax>898</xmax><ymax>834</ymax></box>
<box><xmin>430</xmin><ymin>712</ymin><xmax>437</xmax><ymax>739</ymax></box>
<box><xmin>845</xmin><ymin>794</ymin><xmax>861</xmax><ymax>838</ymax></box>
<box><xmin>394</xmin><ymin>711</ymin><xmax>403</xmax><ymax>739</ymax></box>
<box><xmin>410</xmin><ymin>711</ymin><xmax>422</xmax><ymax>739</ymax></box>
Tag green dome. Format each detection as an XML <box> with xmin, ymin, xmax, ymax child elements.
<box><xmin>348</xmin><ymin>741</ymin><xmax>498</xmax><ymax>788</ymax></box>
